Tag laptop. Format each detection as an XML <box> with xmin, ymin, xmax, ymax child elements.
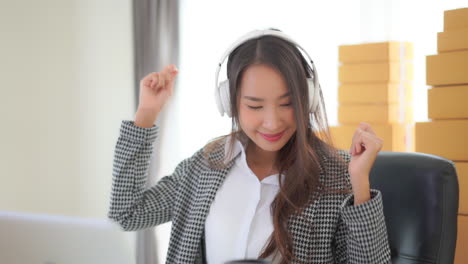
<box><xmin>0</xmin><ymin>211</ymin><xmax>135</xmax><ymax>264</ymax></box>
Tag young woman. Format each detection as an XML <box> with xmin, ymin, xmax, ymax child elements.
<box><xmin>108</xmin><ymin>29</ymin><xmax>391</xmax><ymax>264</ymax></box>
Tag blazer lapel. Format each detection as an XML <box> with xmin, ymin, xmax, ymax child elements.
<box><xmin>183</xmin><ymin>141</ymin><xmax>239</xmax><ymax>262</ymax></box>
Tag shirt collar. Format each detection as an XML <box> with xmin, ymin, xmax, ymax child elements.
<box><xmin>224</xmin><ymin>135</ymin><xmax>283</xmax><ymax>186</ymax></box>
<box><xmin>223</xmin><ymin>134</ymin><xmax>246</xmax><ymax>165</ymax></box>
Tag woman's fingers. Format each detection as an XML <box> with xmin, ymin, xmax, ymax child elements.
<box><xmin>165</xmin><ymin>65</ymin><xmax>178</xmax><ymax>96</ymax></box>
<box><xmin>163</xmin><ymin>64</ymin><xmax>178</xmax><ymax>75</ymax></box>
<box><xmin>148</xmin><ymin>73</ymin><xmax>164</xmax><ymax>90</ymax></box>
<box><xmin>142</xmin><ymin>74</ymin><xmax>153</xmax><ymax>87</ymax></box>
<box><xmin>140</xmin><ymin>65</ymin><xmax>179</xmax><ymax>93</ymax></box>
<box><xmin>359</xmin><ymin>122</ymin><xmax>376</xmax><ymax>135</ymax></box>
<box><xmin>350</xmin><ymin>127</ymin><xmax>363</xmax><ymax>155</ymax></box>
<box><xmin>158</xmin><ymin>73</ymin><xmax>165</xmax><ymax>89</ymax></box>
<box><xmin>350</xmin><ymin>124</ymin><xmax>382</xmax><ymax>156</ymax></box>
<box><xmin>164</xmin><ymin>65</ymin><xmax>178</xmax><ymax>90</ymax></box>
<box><xmin>360</xmin><ymin>132</ymin><xmax>382</xmax><ymax>153</ymax></box>
<box><xmin>154</xmin><ymin>65</ymin><xmax>178</xmax><ymax>91</ymax></box>
<box><xmin>166</xmin><ymin>65</ymin><xmax>178</xmax><ymax>86</ymax></box>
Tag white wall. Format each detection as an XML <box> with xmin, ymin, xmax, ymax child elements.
<box><xmin>0</xmin><ymin>0</ymin><xmax>135</xmax><ymax>219</ymax></box>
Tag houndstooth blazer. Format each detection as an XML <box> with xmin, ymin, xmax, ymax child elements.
<box><xmin>108</xmin><ymin>120</ymin><xmax>391</xmax><ymax>264</ymax></box>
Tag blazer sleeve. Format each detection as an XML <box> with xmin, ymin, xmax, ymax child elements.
<box><xmin>107</xmin><ymin>120</ymin><xmax>191</xmax><ymax>231</ymax></box>
<box><xmin>332</xmin><ymin>189</ymin><xmax>392</xmax><ymax>264</ymax></box>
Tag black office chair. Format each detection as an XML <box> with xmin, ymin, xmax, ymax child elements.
<box><xmin>370</xmin><ymin>151</ymin><xmax>459</xmax><ymax>264</ymax></box>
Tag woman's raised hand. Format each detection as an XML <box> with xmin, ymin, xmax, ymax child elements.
<box><xmin>135</xmin><ymin>64</ymin><xmax>179</xmax><ymax>128</ymax></box>
<box><xmin>348</xmin><ymin>122</ymin><xmax>383</xmax><ymax>205</ymax></box>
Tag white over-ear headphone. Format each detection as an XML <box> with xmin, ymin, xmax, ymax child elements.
<box><xmin>214</xmin><ymin>29</ymin><xmax>321</xmax><ymax>117</ymax></box>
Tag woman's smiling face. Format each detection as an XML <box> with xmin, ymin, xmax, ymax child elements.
<box><xmin>238</xmin><ymin>63</ymin><xmax>297</xmax><ymax>154</ymax></box>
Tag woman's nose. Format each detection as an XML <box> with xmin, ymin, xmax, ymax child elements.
<box><xmin>262</xmin><ymin>108</ymin><xmax>282</xmax><ymax>131</ymax></box>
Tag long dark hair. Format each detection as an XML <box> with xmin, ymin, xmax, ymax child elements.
<box><xmin>204</xmin><ymin>31</ymin><xmax>349</xmax><ymax>263</ymax></box>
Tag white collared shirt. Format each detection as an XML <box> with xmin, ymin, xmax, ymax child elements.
<box><xmin>205</xmin><ymin>136</ymin><xmax>282</xmax><ymax>264</ymax></box>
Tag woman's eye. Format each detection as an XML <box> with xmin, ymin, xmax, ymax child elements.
<box><xmin>247</xmin><ymin>104</ymin><xmax>292</xmax><ymax>110</ymax></box>
<box><xmin>247</xmin><ymin>105</ymin><xmax>262</xmax><ymax>110</ymax></box>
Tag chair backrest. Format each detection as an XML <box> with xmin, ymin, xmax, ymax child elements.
<box><xmin>369</xmin><ymin>151</ymin><xmax>459</xmax><ymax>264</ymax></box>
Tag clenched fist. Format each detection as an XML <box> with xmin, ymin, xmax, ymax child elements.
<box><xmin>135</xmin><ymin>64</ymin><xmax>179</xmax><ymax>128</ymax></box>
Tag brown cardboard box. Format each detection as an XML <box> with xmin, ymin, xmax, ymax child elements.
<box><xmin>415</xmin><ymin>120</ymin><xmax>468</xmax><ymax>161</ymax></box>
<box><xmin>426</xmin><ymin>50</ymin><xmax>468</xmax><ymax>86</ymax></box>
<box><xmin>339</xmin><ymin>42</ymin><xmax>413</xmax><ymax>63</ymax></box>
<box><xmin>328</xmin><ymin>124</ymin><xmax>414</xmax><ymax>152</ymax></box>
<box><xmin>455</xmin><ymin>215</ymin><xmax>468</xmax><ymax>264</ymax></box>
<box><xmin>444</xmin><ymin>7</ymin><xmax>468</xmax><ymax>31</ymax></box>
<box><xmin>438</xmin><ymin>28</ymin><xmax>468</xmax><ymax>53</ymax></box>
<box><xmin>339</xmin><ymin>62</ymin><xmax>413</xmax><ymax>83</ymax></box>
<box><xmin>339</xmin><ymin>83</ymin><xmax>413</xmax><ymax>104</ymax></box>
<box><xmin>338</xmin><ymin>104</ymin><xmax>413</xmax><ymax>125</ymax></box>
<box><xmin>455</xmin><ymin>162</ymin><xmax>468</xmax><ymax>215</ymax></box>
<box><xmin>428</xmin><ymin>85</ymin><xmax>468</xmax><ymax>119</ymax></box>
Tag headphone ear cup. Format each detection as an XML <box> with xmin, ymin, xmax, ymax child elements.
<box><xmin>307</xmin><ymin>78</ymin><xmax>319</xmax><ymax>113</ymax></box>
<box><xmin>215</xmin><ymin>80</ymin><xmax>225</xmax><ymax>116</ymax></box>
<box><xmin>219</xmin><ymin>79</ymin><xmax>232</xmax><ymax>117</ymax></box>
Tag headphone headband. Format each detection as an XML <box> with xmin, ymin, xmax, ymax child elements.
<box><xmin>215</xmin><ymin>29</ymin><xmax>318</xmax><ymax>91</ymax></box>
<box><xmin>214</xmin><ymin>29</ymin><xmax>321</xmax><ymax>117</ymax></box>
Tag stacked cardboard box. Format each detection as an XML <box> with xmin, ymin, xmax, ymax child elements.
<box><xmin>328</xmin><ymin>42</ymin><xmax>414</xmax><ymax>152</ymax></box>
<box><xmin>416</xmin><ymin>7</ymin><xmax>468</xmax><ymax>263</ymax></box>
